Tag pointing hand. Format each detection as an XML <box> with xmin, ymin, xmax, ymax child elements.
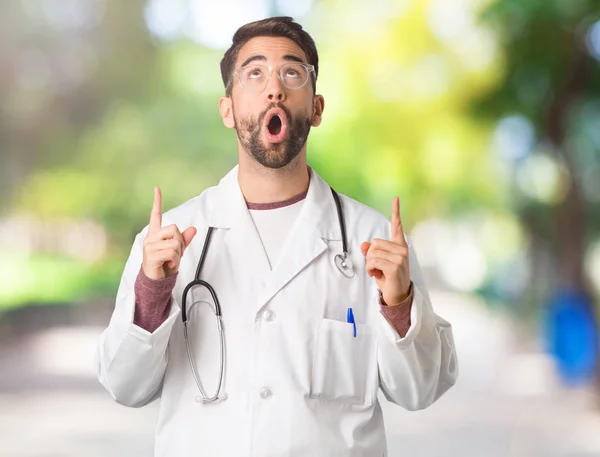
<box><xmin>142</xmin><ymin>187</ymin><xmax>197</xmax><ymax>280</ymax></box>
<box><xmin>360</xmin><ymin>196</ymin><xmax>411</xmax><ymax>306</ymax></box>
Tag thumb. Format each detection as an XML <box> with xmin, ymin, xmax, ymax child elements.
<box><xmin>182</xmin><ymin>226</ymin><xmax>197</xmax><ymax>249</ymax></box>
<box><xmin>360</xmin><ymin>241</ymin><xmax>371</xmax><ymax>256</ymax></box>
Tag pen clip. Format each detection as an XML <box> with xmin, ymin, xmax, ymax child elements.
<box><xmin>347</xmin><ymin>308</ymin><xmax>356</xmax><ymax>338</ymax></box>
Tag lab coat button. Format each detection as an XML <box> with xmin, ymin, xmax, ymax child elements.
<box><xmin>260</xmin><ymin>387</ymin><xmax>272</xmax><ymax>399</ymax></box>
<box><xmin>263</xmin><ymin>309</ymin><xmax>275</xmax><ymax>322</ymax></box>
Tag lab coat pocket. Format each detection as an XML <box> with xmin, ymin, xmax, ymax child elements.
<box><xmin>310</xmin><ymin>318</ymin><xmax>377</xmax><ymax>406</ymax></box>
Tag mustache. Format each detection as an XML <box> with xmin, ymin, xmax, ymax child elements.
<box><xmin>258</xmin><ymin>102</ymin><xmax>292</xmax><ymax>124</ymax></box>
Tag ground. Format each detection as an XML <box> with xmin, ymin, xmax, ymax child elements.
<box><xmin>1</xmin><ymin>291</ymin><xmax>598</xmax><ymax>456</ymax></box>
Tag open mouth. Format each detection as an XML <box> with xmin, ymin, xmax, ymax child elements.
<box><xmin>264</xmin><ymin>108</ymin><xmax>287</xmax><ymax>143</ymax></box>
<box><xmin>268</xmin><ymin>114</ymin><xmax>282</xmax><ymax>135</ymax></box>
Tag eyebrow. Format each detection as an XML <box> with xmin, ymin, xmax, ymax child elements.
<box><xmin>239</xmin><ymin>54</ymin><xmax>305</xmax><ymax>68</ymax></box>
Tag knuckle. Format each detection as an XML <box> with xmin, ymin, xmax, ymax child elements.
<box><xmin>162</xmin><ymin>224</ymin><xmax>176</xmax><ymax>235</ymax></box>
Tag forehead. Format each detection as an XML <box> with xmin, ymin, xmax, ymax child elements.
<box><xmin>236</xmin><ymin>36</ymin><xmax>308</xmax><ymax>67</ymax></box>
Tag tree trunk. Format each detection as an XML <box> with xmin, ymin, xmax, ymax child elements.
<box><xmin>546</xmin><ymin>29</ymin><xmax>600</xmax><ymax>395</ymax></box>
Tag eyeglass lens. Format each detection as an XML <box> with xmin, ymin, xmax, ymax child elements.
<box><xmin>239</xmin><ymin>63</ymin><xmax>310</xmax><ymax>91</ymax></box>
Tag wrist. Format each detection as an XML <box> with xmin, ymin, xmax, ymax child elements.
<box><xmin>381</xmin><ymin>281</ymin><xmax>413</xmax><ymax>307</ymax></box>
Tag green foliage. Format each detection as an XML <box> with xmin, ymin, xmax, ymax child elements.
<box><xmin>10</xmin><ymin>0</ymin><xmax>597</xmax><ymax>308</ymax></box>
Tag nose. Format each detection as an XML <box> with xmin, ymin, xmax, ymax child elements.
<box><xmin>265</xmin><ymin>73</ymin><xmax>286</xmax><ymax>102</ymax></box>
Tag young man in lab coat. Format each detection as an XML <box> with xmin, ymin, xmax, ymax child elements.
<box><xmin>95</xmin><ymin>16</ymin><xmax>458</xmax><ymax>457</ymax></box>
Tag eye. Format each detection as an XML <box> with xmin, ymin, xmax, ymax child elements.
<box><xmin>245</xmin><ymin>67</ymin><xmax>264</xmax><ymax>79</ymax></box>
<box><xmin>284</xmin><ymin>69</ymin><xmax>301</xmax><ymax>78</ymax></box>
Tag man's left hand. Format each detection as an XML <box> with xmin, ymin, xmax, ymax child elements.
<box><xmin>360</xmin><ymin>196</ymin><xmax>411</xmax><ymax>307</ymax></box>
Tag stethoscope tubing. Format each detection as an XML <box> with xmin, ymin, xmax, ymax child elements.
<box><xmin>182</xmin><ymin>187</ymin><xmax>351</xmax><ymax>402</ymax></box>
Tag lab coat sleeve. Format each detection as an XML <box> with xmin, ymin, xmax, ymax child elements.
<box><xmin>376</xmin><ymin>237</ymin><xmax>458</xmax><ymax>411</ymax></box>
<box><xmin>94</xmin><ymin>230</ymin><xmax>180</xmax><ymax>408</ymax></box>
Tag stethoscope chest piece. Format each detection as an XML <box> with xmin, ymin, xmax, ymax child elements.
<box><xmin>335</xmin><ymin>253</ymin><xmax>355</xmax><ymax>278</ymax></box>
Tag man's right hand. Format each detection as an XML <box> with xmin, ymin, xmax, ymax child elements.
<box><xmin>142</xmin><ymin>187</ymin><xmax>197</xmax><ymax>280</ymax></box>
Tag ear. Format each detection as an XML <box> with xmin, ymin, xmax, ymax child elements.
<box><xmin>219</xmin><ymin>96</ymin><xmax>235</xmax><ymax>129</ymax></box>
<box><xmin>311</xmin><ymin>94</ymin><xmax>324</xmax><ymax>127</ymax></box>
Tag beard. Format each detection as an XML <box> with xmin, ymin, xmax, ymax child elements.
<box><xmin>234</xmin><ymin>102</ymin><xmax>313</xmax><ymax>169</ymax></box>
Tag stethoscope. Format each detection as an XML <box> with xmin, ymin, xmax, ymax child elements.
<box><xmin>181</xmin><ymin>187</ymin><xmax>353</xmax><ymax>403</ymax></box>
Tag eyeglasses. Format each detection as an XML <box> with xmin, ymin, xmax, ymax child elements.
<box><xmin>230</xmin><ymin>62</ymin><xmax>315</xmax><ymax>93</ymax></box>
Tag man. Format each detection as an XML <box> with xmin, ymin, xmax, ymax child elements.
<box><xmin>95</xmin><ymin>16</ymin><xmax>458</xmax><ymax>457</ymax></box>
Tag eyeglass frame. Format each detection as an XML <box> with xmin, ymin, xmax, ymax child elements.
<box><xmin>227</xmin><ymin>62</ymin><xmax>316</xmax><ymax>93</ymax></box>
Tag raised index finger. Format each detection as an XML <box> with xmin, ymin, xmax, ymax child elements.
<box><xmin>391</xmin><ymin>196</ymin><xmax>407</xmax><ymax>246</ymax></box>
<box><xmin>149</xmin><ymin>186</ymin><xmax>162</xmax><ymax>233</ymax></box>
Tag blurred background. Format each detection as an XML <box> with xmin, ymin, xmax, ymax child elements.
<box><xmin>1</xmin><ymin>0</ymin><xmax>600</xmax><ymax>455</ymax></box>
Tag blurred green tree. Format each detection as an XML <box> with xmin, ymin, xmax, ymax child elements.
<box><xmin>2</xmin><ymin>1</ymin><xmax>512</xmax><ymax>319</ymax></box>
<box><xmin>474</xmin><ymin>0</ymin><xmax>600</xmax><ymax>388</ymax></box>
<box><xmin>0</xmin><ymin>0</ymin><xmax>158</xmax><ymax>210</ymax></box>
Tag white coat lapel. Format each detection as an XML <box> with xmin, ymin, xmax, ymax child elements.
<box><xmin>207</xmin><ymin>166</ymin><xmax>272</xmax><ymax>282</ymax></box>
<box><xmin>256</xmin><ymin>167</ymin><xmax>342</xmax><ymax>309</ymax></box>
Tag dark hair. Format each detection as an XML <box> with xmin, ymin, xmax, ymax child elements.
<box><xmin>220</xmin><ymin>16</ymin><xmax>319</xmax><ymax>96</ymax></box>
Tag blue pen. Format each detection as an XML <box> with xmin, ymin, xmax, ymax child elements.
<box><xmin>347</xmin><ymin>308</ymin><xmax>356</xmax><ymax>338</ymax></box>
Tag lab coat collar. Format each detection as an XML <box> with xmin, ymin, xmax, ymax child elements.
<box><xmin>208</xmin><ymin>164</ymin><xmax>342</xmax><ymax>242</ymax></box>
<box><xmin>207</xmin><ymin>164</ymin><xmax>342</xmax><ymax>309</ymax></box>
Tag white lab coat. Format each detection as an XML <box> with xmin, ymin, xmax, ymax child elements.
<box><xmin>95</xmin><ymin>165</ymin><xmax>458</xmax><ymax>457</ymax></box>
